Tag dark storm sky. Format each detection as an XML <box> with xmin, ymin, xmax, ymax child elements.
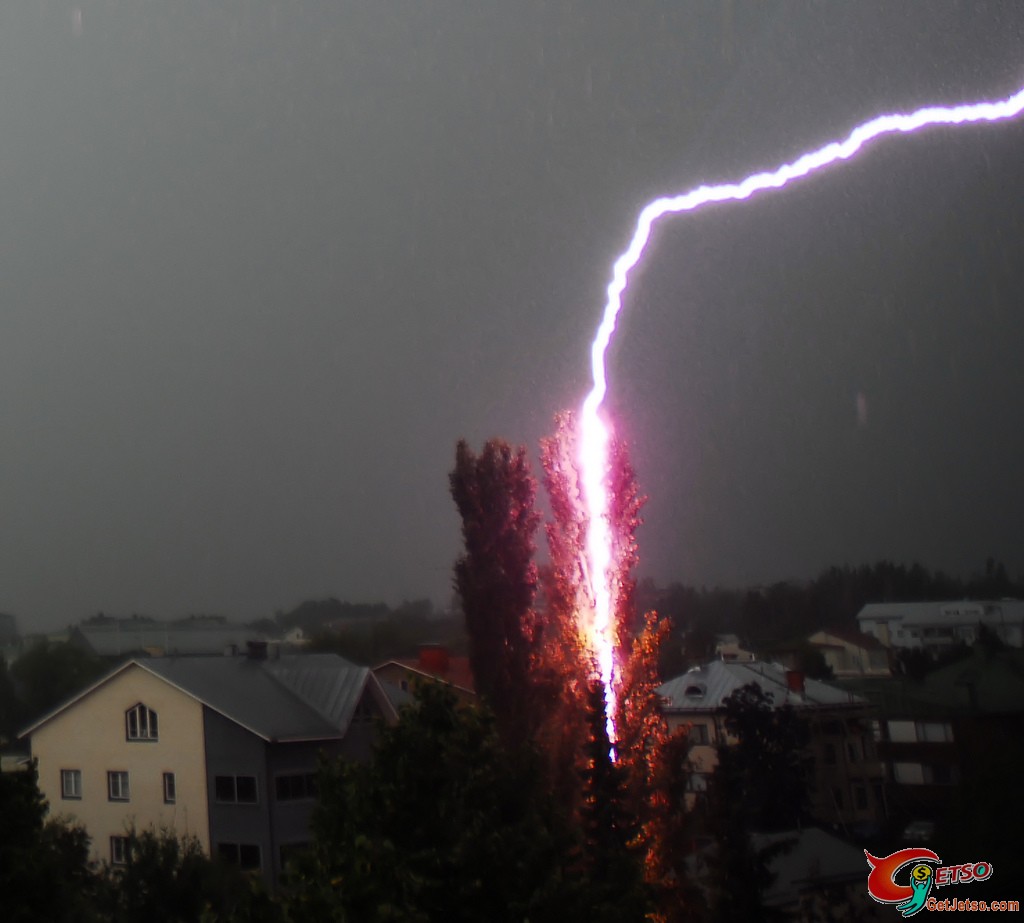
<box><xmin>2</xmin><ymin>2</ymin><xmax>1023</xmax><ymax>631</ymax></box>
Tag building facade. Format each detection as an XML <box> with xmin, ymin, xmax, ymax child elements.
<box><xmin>658</xmin><ymin>660</ymin><xmax>887</xmax><ymax>831</ymax></box>
<box><xmin>857</xmin><ymin>600</ymin><xmax>1024</xmax><ymax>653</ymax></box>
<box><xmin>20</xmin><ymin>650</ymin><xmax>396</xmax><ymax>887</ymax></box>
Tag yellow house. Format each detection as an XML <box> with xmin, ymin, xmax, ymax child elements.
<box><xmin>20</xmin><ymin>649</ymin><xmax>395</xmax><ymax>886</ymax></box>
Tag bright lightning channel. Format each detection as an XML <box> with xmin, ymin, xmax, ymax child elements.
<box><xmin>579</xmin><ymin>83</ymin><xmax>1024</xmax><ymax>746</ymax></box>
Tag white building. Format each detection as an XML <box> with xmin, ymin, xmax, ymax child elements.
<box><xmin>856</xmin><ymin>600</ymin><xmax>1024</xmax><ymax>653</ymax></box>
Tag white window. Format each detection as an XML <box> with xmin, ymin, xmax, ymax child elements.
<box><xmin>110</xmin><ymin>836</ymin><xmax>129</xmax><ymax>865</ymax></box>
<box><xmin>61</xmin><ymin>769</ymin><xmax>82</xmax><ymax>800</ymax></box>
<box><xmin>108</xmin><ymin>770</ymin><xmax>130</xmax><ymax>801</ymax></box>
<box><xmin>126</xmin><ymin>703</ymin><xmax>158</xmax><ymax>741</ymax></box>
<box><xmin>163</xmin><ymin>772</ymin><xmax>176</xmax><ymax>804</ymax></box>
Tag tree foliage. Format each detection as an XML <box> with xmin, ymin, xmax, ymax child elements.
<box><xmin>0</xmin><ymin>762</ymin><xmax>99</xmax><ymax>923</ymax></box>
<box><xmin>287</xmin><ymin>683</ymin><xmax>576</xmax><ymax>923</ymax></box>
<box><xmin>450</xmin><ymin>439</ymin><xmax>541</xmax><ymax>749</ymax></box>
<box><xmin>701</xmin><ymin>683</ymin><xmax>810</xmax><ymax>922</ymax></box>
<box><xmin>11</xmin><ymin>641</ymin><xmax>107</xmax><ymax>724</ymax></box>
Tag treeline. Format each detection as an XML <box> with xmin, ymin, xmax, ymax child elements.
<box><xmin>278</xmin><ymin>597</ymin><xmax>468</xmax><ymax>666</ymax></box>
<box><xmin>644</xmin><ymin>557</ymin><xmax>1022</xmax><ymax>662</ymax></box>
<box><xmin>0</xmin><ymin>642</ymin><xmax>108</xmax><ymax>742</ymax></box>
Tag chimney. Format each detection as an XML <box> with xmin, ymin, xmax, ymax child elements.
<box><xmin>418</xmin><ymin>644</ymin><xmax>450</xmax><ymax>675</ymax></box>
<box><xmin>785</xmin><ymin>669</ymin><xmax>806</xmax><ymax>696</ymax></box>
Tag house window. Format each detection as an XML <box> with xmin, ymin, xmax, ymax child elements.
<box><xmin>107</xmin><ymin>771</ymin><xmax>130</xmax><ymax>801</ymax></box>
<box><xmin>688</xmin><ymin>724</ymin><xmax>710</xmax><ymax>745</ymax></box>
<box><xmin>854</xmin><ymin>786</ymin><xmax>868</xmax><ymax>810</ymax></box>
<box><xmin>275</xmin><ymin>773</ymin><xmax>318</xmax><ymax>801</ymax></box>
<box><xmin>832</xmin><ymin>787</ymin><xmax>845</xmax><ymax>809</ymax></box>
<box><xmin>217</xmin><ymin>842</ymin><xmax>261</xmax><ymax>871</ymax></box>
<box><xmin>163</xmin><ymin>772</ymin><xmax>176</xmax><ymax>804</ymax></box>
<box><xmin>215</xmin><ymin>774</ymin><xmax>258</xmax><ymax>804</ymax></box>
<box><xmin>887</xmin><ymin>720</ymin><xmax>917</xmax><ymax>743</ymax></box>
<box><xmin>110</xmin><ymin>836</ymin><xmax>129</xmax><ymax>866</ymax></box>
<box><xmin>823</xmin><ymin>743</ymin><xmax>837</xmax><ymax>765</ymax></box>
<box><xmin>126</xmin><ymin>703</ymin><xmax>158</xmax><ymax>741</ymax></box>
<box><xmin>61</xmin><ymin>769</ymin><xmax>82</xmax><ymax>800</ymax></box>
<box><xmin>917</xmin><ymin>721</ymin><xmax>953</xmax><ymax>743</ymax></box>
<box><xmin>893</xmin><ymin>761</ymin><xmax>926</xmax><ymax>785</ymax></box>
<box><xmin>847</xmin><ymin>740</ymin><xmax>860</xmax><ymax>763</ymax></box>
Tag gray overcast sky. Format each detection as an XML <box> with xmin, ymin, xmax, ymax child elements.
<box><xmin>2</xmin><ymin>2</ymin><xmax>1023</xmax><ymax>631</ymax></box>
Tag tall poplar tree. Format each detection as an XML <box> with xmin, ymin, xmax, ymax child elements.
<box><xmin>450</xmin><ymin>438</ymin><xmax>541</xmax><ymax>749</ymax></box>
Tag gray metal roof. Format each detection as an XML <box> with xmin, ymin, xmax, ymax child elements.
<box><xmin>74</xmin><ymin>621</ymin><xmax>263</xmax><ymax>657</ymax></box>
<box><xmin>658</xmin><ymin>660</ymin><xmax>865</xmax><ymax>712</ymax></box>
<box><xmin>753</xmin><ymin>828</ymin><xmax>869</xmax><ymax>907</ymax></box>
<box><xmin>138</xmin><ymin>653</ymin><xmax>371</xmax><ymax>741</ymax></box>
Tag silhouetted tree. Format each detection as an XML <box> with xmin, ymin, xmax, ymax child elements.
<box><xmin>0</xmin><ymin>761</ymin><xmax>100</xmax><ymax>923</ymax></box>
<box><xmin>578</xmin><ymin>680</ymin><xmax>648</xmax><ymax>923</ymax></box>
<box><xmin>450</xmin><ymin>439</ymin><xmax>541</xmax><ymax>749</ymax></box>
<box><xmin>702</xmin><ymin>683</ymin><xmax>810</xmax><ymax>922</ymax></box>
<box><xmin>289</xmin><ymin>683</ymin><xmax>575</xmax><ymax>923</ymax></box>
<box><xmin>96</xmin><ymin>826</ymin><xmax>281</xmax><ymax>923</ymax></box>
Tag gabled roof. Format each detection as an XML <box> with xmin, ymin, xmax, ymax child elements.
<box><xmin>658</xmin><ymin>660</ymin><xmax>865</xmax><ymax>712</ymax></box>
<box><xmin>373</xmin><ymin>656</ymin><xmax>476</xmax><ymax>694</ymax></box>
<box><xmin>753</xmin><ymin>828</ymin><xmax>870</xmax><ymax>907</ymax></box>
<box><xmin>20</xmin><ymin>653</ymin><xmax>394</xmax><ymax>743</ymax></box>
<box><xmin>810</xmin><ymin>626</ymin><xmax>887</xmax><ymax>651</ymax></box>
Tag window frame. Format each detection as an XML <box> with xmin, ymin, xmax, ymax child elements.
<box><xmin>61</xmin><ymin>768</ymin><xmax>82</xmax><ymax>800</ymax></box>
<box><xmin>275</xmin><ymin>772</ymin><xmax>318</xmax><ymax>802</ymax></box>
<box><xmin>110</xmin><ymin>835</ymin><xmax>129</xmax><ymax>866</ymax></box>
<box><xmin>125</xmin><ymin>703</ymin><xmax>159</xmax><ymax>742</ymax></box>
<box><xmin>107</xmin><ymin>770</ymin><xmax>130</xmax><ymax>802</ymax></box>
<box><xmin>163</xmin><ymin>771</ymin><xmax>176</xmax><ymax>804</ymax></box>
<box><xmin>214</xmin><ymin>774</ymin><xmax>259</xmax><ymax>804</ymax></box>
<box><xmin>217</xmin><ymin>841</ymin><xmax>262</xmax><ymax>871</ymax></box>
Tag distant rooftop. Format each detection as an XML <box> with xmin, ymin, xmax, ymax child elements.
<box><xmin>73</xmin><ymin>619</ymin><xmax>265</xmax><ymax>657</ymax></box>
<box><xmin>658</xmin><ymin>659</ymin><xmax>865</xmax><ymax>712</ymax></box>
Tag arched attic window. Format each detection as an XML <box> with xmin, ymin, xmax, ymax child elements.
<box><xmin>126</xmin><ymin>703</ymin><xmax>158</xmax><ymax>741</ymax></box>
<box><xmin>684</xmin><ymin>683</ymin><xmax>706</xmax><ymax>699</ymax></box>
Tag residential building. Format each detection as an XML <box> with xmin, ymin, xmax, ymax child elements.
<box><xmin>658</xmin><ymin>660</ymin><xmax>886</xmax><ymax>831</ymax></box>
<box><xmin>713</xmin><ymin>633</ymin><xmax>756</xmax><ymax>663</ymax></box>
<box><xmin>844</xmin><ymin>647</ymin><xmax>1024</xmax><ymax>823</ymax></box>
<box><xmin>19</xmin><ymin>648</ymin><xmax>396</xmax><ymax>888</ymax></box>
<box><xmin>806</xmin><ymin>627</ymin><xmax>891</xmax><ymax>678</ymax></box>
<box><xmin>856</xmin><ymin>600</ymin><xmax>1024</xmax><ymax>653</ymax></box>
<box><xmin>374</xmin><ymin>644</ymin><xmax>476</xmax><ymax>705</ymax></box>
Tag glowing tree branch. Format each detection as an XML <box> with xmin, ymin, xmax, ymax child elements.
<box><xmin>578</xmin><ymin>83</ymin><xmax>1024</xmax><ymax>742</ymax></box>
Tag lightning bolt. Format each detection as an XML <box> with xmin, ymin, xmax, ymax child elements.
<box><xmin>579</xmin><ymin>83</ymin><xmax>1024</xmax><ymax>745</ymax></box>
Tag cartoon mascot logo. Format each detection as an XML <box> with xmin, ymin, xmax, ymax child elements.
<box><xmin>865</xmin><ymin>848</ymin><xmax>940</xmax><ymax>918</ymax></box>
